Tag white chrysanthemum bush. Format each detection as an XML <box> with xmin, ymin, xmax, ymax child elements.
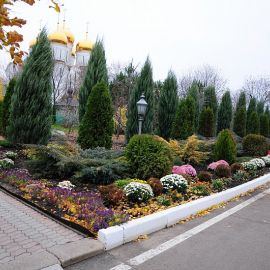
<box><xmin>57</xmin><ymin>180</ymin><xmax>75</xmax><ymax>190</ymax></box>
<box><xmin>160</xmin><ymin>174</ymin><xmax>188</xmax><ymax>193</ymax></box>
<box><xmin>0</xmin><ymin>158</ymin><xmax>14</xmax><ymax>169</ymax></box>
<box><xmin>261</xmin><ymin>156</ymin><xmax>270</xmax><ymax>166</ymax></box>
<box><xmin>124</xmin><ymin>182</ymin><xmax>154</xmax><ymax>203</ymax></box>
<box><xmin>242</xmin><ymin>158</ymin><xmax>265</xmax><ymax>171</ymax></box>
<box><xmin>5</xmin><ymin>151</ymin><xmax>18</xmax><ymax>159</ymax></box>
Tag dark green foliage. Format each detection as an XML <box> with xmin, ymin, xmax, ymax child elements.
<box><xmin>126</xmin><ymin>57</ymin><xmax>154</xmax><ymax>141</ymax></box>
<box><xmin>230</xmin><ymin>163</ymin><xmax>244</xmax><ymax>174</ymax></box>
<box><xmin>80</xmin><ymin>147</ymin><xmax>123</xmax><ymax>159</ymax></box>
<box><xmin>215</xmin><ymin>164</ymin><xmax>232</xmax><ymax>178</ymax></box>
<box><xmin>203</xmin><ymin>86</ymin><xmax>218</xmax><ymax>133</ymax></box>
<box><xmin>79</xmin><ymin>40</ymin><xmax>108</xmax><ymax>121</ymax></box>
<box><xmin>260</xmin><ymin>113</ymin><xmax>269</xmax><ymax>137</ymax></box>
<box><xmin>125</xmin><ymin>135</ymin><xmax>173</xmax><ymax>179</ymax></box>
<box><xmin>0</xmin><ymin>140</ymin><xmax>13</xmax><ymax>148</ymax></box>
<box><xmin>158</xmin><ymin>71</ymin><xmax>178</xmax><ymax>140</ymax></box>
<box><xmin>171</xmin><ymin>96</ymin><xmax>195</xmax><ymax>139</ymax></box>
<box><xmin>2</xmin><ymin>78</ymin><xmax>16</xmax><ymax>136</ymax></box>
<box><xmin>247</xmin><ymin>97</ymin><xmax>257</xmax><ymax>134</ymax></box>
<box><xmin>211</xmin><ymin>179</ymin><xmax>225</xmax><ymax>192</ymax></box>
<box><xmin>198</xmin><ymin>171</ymin><xmax>212</xmax><ymax>182</ymax></box>
<box><xmin>187</xmin><ymin>81</ymin><xmax>200</xmax><ymax>131</ymax></box>
<box><xmin>233</xmin><ymin>92</ymin><xmax>247</xmax><ymax>137</ymax></box>
<box><xmin>78</xmin><ymin>82</ymin><xmax>113</xmax><ymax>150</ymax></box>
<box><xmin>257</xmin><ymin>101</ymin><xmax>264</xmax><ymax>115</ymax></box>
<box><xmin>217</xmin><ymin>91</ymin><xmax>232</xmax><ymax>133</ymax></box>
<box><xmin>248</xmin><ymin>111</ymin><xmax>260</xmax><ymax>134</ymax></box>
<box><xmin>198</xmin><ymin>107</ymin><xmax>215</xmax><ymax>137</ymax></box>
<box><xmin>153</xmin><ymin>81</ymin><xmax>162</xmax><ymax>133</ymax></box>
<box><xmin>7</xmin><ymin>29</ymin><xmax>53</xmax><ymax>145</ymax></box>
<box><xmin>214</xmin><ymin>129</ymin><xmax>236</xmax><ymax>164</ymax></box>
<box><xmin>242</xmin><ymin>134</ymin><xmax>269</xmax><ymax>156</ymax></box>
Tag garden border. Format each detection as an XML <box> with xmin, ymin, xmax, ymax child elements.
<box><xmin>98</xmin><ymin>172</ymin><xmax>270</xmax><ymax>250</ymax></box>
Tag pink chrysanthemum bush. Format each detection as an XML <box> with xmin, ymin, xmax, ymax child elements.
<box><xmin>207</xmin><ymin>160</ymin><xmax>229</xmax><ymax>171</ymax></box>
<box><xmin>172</xmin><ymin>165</ymin><xmax>197</xmax><ymax>177</ymax></box>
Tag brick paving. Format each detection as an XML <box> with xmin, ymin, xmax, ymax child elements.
<box><xmin>0</xmin><ymin>190</ymin><xmax>84</xmax><ymax>264</ymax></box>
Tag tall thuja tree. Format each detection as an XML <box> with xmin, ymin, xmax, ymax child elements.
<box><xmin>7</xmin><ymin>29</ymin><xmax>53</xmax><ymax>144</ymax></box>
<box><xmin>260</xmin><ymin>113</ymin><xmax>269</xmax><ymax>137</ymax></box>
<box><xmin>198</xmin><ymin>107</ymin><xmax>215</xmax><ymax>137</ymax></box>
<box><xmin>257</xmin><ymin>101</ymin><xmax>264</xmax><ymax>115</ymax></box>
<box><xmin>187</xmin><ymin>81</ymin><xmax>200</xmax><ymax>132</ymax></box>
<box><xmin>246</xmin><ymin>97</ymin><xmax>257</xmax><ymax>134</ymax></box>
<box><xmin>171</xmin><ymin>96</ymin><xmax>195</xmax><ymax>140</ymax></box>
<box><xmin>2</xmin><ymin>78</ymin><xmax>16</xmax><ymax>136</ymax></box>
<box><xmin>233</xmin><ymin>91</ymin><xmax>246</xmax><ymax>137</ymax></box>
<box><xmin>158</xmin><ymin>71</ymin><xmax>178</xmax><ymax>139</ymax></box>
<box><xmin>78</xmin><ymin>82</ymin><xmax>113</xmax><ymax>149</ymax></box>
<box><xmin>249</xmin><ymin>111</ymin><xmax>260</xmax><ymax>134</ymax></box>
<box><xmin>79</xmin><ymin>39</ymin><xmax>108</xmax><ymax>121</ymax></box>
<box><xmin>203</xmin><ymin>86</ymin><xmax>218</xmax><ymax>135</ymax></box>
<box><xmin>126</xmin><ymin>57</ymin><xmax>154</xmax><ymax>141</ymax></box>
<box><xmin>217</xmin><ymin>91</ymin><xmax>232</xmax><ymax>133</ymax></box>
<box><xmin>153</xmin><ymin>80</ymin><xmax>162</xmax><ymax>133</ymax></box>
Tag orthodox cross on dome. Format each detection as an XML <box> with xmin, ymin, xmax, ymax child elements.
<box><xmin>63</xmin><ymin>8</ymin><xmax>67</xmax><ymax>28</ymax></box>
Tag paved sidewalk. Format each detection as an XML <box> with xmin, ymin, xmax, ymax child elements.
<box><xmin>0</xmin><ymin>189</ymin><xmax>84</xmax><ymax>265</ymax></box>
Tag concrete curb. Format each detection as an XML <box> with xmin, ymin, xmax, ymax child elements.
<box><xmin>98</xmin><ymin>172</ymin><xmax>270</xmax><ymax>250</ymax></box>
<box><xmin>47</xmin><ymin>238</ymin><xmax>104</xmax><ymax>267</ymax></box>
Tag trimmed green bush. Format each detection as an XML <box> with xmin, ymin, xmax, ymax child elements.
<box><xmin>198</xmin><ymin>171</ymin><xmax>212</xmax><ymax>182</ymax></box>
<box><xmin>78</xmin><ymin>82</ymin><xmax>114</xmax><ymax>149</ymax></box>
<box><xmin>242</xmin><ymin>134</ymin><xmax>269</xmax><ymax>156</ymax></box>
<box><xmin>2</xmin><ymin>78</ymin><xmax>16</xmax><ymax>136</ymax></box>
<box><xmin>198</xmin><ymin>107</ymin><xmax>215</xmax><ymax>137</ymax></box>
<box><xmin>125</xmin><ymin>135</ymin><xmax>173</xmax><ymax>179</ymax></box>
<box><xmin>214</xmin><ymin>129</ymin><xmax>236</xmax><ymax>164</ymax></box>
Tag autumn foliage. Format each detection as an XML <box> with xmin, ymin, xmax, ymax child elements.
<box><xmin>0</xmin><ymin>0</ymin><xmax>61</xmax><ymax>64</ymax></box>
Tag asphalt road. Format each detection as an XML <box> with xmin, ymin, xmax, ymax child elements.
<box><xmin>66</xmin><ymin>185</ymin><xmax>270</xmax><ymax>270</ymax></box>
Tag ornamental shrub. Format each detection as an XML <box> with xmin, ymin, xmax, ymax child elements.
<box><xmin>147</xmin><ymin>178</ymin><xmax>163</xmax><ymax>196</ymax></box>
<box><xmin>217</xmin><ymin>91</ymin><xmax>232</xmax><ymax>133</ymax></box>
<box><xmin>2</xmin><ymin>78</ymin><xmax>16</xmax><ymax>136</ymax></box>
<box><xmin>198</xmin><ymin>171</ymin><xmax>212</xmax><ymax>182</ymax></box>
<box><xmin>160</xmin><ymin>174</ymin><xmax>188</xmax><ymax>193</ymax></box>
<box><xmin>214</xmin><ymin>129</ymin><xmax>236</xmax><ymax>164</ymax></box>
<box><xmin>242</xmin><ymin>134</ymin><xmax>268</xmax><ymax>156</ymax></box>
<box><xmin>230</xmin><ymin>163</ymin><xmax>244</xmax><ymax>174</ymax></box>
<box><xmin>207</xmin><ymin>160</ymin><xmax>229</xmax><ymax>170</ymax></box>
<box><xmin>232</xmin><ymin>170</ymin><xmax>249</xmax><ymax>183</ymax></box>
<box><xmin>261</xmin><ymin>156</ymin><xmax>270</xmax><ymax>166</ymax></box>
<box><xmin>191</xmin><ymin>182</ymin><xmax>211</xmax><ymax>196</ymax></box>
<box><xmin>7</xmin><ymin>29</ymin><xmax>53</xmax><ymax>145</ymax></box>
<box><xmin>211</xmin><ymin>179</ymin><xmax>225</xmax><ymax>192</ymax></box>
<box><xmin>247</xmin><ymin>111</ymin><xmax>260</xmax><ymax>135</ymax></box>
<box><xmin>78</xmin><ymin>82</ymin><xmax>114</xmax><ymax>149</ymax></box>
<box><xmin>123</xmin><ymin>182</ymin><xmax>154</xmax><ymax>203</ymax></box>
<box><xmin>198</xmin><ymin>107</ymin><xmax>215</xmax><ymax>137</ymax></box>
<box><xmin>215</xmin><ymin>164</ymin><xmax>232</xmax><ymax>178</ymax></box>
<box><xmin>99</xmin><ymin>184</ymin><xmax>125</xmax><ymax>206</ymax></box>
<box><xmin>172</xmin><ymin>165</ymin><xmax>197</xmax><ymax>177</ymax></box>
<box><xmin>125</xmin><ymin>135</ymin><xmax>173</xmax><ymax>179</ymax></box>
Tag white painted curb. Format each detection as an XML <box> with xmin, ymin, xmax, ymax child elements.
<box><xmin>98</xmin><ymin>173</ymin><xmax>270</xmax><ymax>250</ymax></box>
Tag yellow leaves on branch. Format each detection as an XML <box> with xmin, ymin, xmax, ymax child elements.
<box><xmin>0</xmin><ymin>0</ymin><xmax>62</xmax><ymax>64</ymax></box>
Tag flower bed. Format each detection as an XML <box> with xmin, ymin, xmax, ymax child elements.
<box><xmin>0</xmin><ymin>147</ymin><xmax>270</xmax><ymax>238</ymax></box>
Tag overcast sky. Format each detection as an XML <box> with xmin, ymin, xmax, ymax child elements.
<box><xmin>1</xmin><ymin>0</ymin><xmax>270</xmax><ymax>90</ymax></box>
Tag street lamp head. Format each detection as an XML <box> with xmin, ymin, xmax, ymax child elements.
<box><xmin>137</xmin><ymin>93</ymin><xmax>148</xmax><ymax>117</ymax></box>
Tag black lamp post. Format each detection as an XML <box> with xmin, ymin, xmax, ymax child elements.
<box><xmin>136</xmin><ymin>93</ymin><xmax>148</xmax><ymax>135</ymax></box>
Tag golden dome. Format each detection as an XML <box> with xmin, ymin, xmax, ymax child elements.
<box><xmin>64</xmin><ymin>29</ymin><xmax>75</xmax><ymax>44</ymax></box>
<box><xmin>29</xmin><ymin>38</ymin><xmax>37</xmax><ymax>48</ymax></box>
<box><xmin>76</xmin><ymin>39</ymin><xmax>93</xmax><ymax>52</ymax></box>
<box><xmin>48</xmin><ymin>31</ymin><xmax>68</xmax><ymax>45</ymax></box>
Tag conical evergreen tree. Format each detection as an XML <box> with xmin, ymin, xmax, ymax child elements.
<box><xmin>233</xmin><ymin>91</ymin><xmax>246</xmax><ymax>137</ymax></box>
<box><xmin>260</xmin><ymin>113</ymin><xmax>269</xmax><ymax>137</ymax></box>
<box><xmin>2</xmin><ymin>78</ymin><xmax>16</xmax><ymax>136</ymax></box>
<box><xmin>247</xmin><ymin>97</ymin><xmax>257</xmax><ymax>134</ymax></box>
<box><xmin>157</xmin><ymin>71</ymin><xmax>178</xmax><ymax>140</ymax></box>
<box><xmin>126</xmin><ymin>57</ymin><xmax>154</xmax><ymax>141</ymax></box>
<box><xmin>79</xmin><ymin>39</ymin><xmax>108</xmax><ymax>121</ymax></box>
<box><xmin>198</xmin><ymin>107</ymin><xmax>215</xmax><ymax>137</ymax></box>
<box><xmin>7</xmin><ymin>29</ymin><xmax>53</xmax><ymax>144</ymax></box>
<box><xmin>217</xmin><ymin>91</ymin><xmax>232</xmax><ymax>133</ymax></box>
<box><xmin>203</xmin><ymin>86</ymin><xmax>218</xmax><ymax>135</ymax></box>
<box><xmin>187</xmin><ymin>81</ymin><xmax>200</xmax><ymax>131</ymax></box>
<box><xmin>257</xmin><ymin>101</ymin><xmax>264</xmax><ymax>115</ymax></box>
<box><xmin>78</xmin><ymin>82</ymin><xmax>114</xmax><ymax>149</ymax></box>
<box><xmin>248</xmin><ymin>111</ymin><xmax>260</xmax><ymax>134</ymax></box>
<box><xmin>171</xmin><ymin>96</ymin><xmax>195</xmax><ymax>139</ymax></box>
